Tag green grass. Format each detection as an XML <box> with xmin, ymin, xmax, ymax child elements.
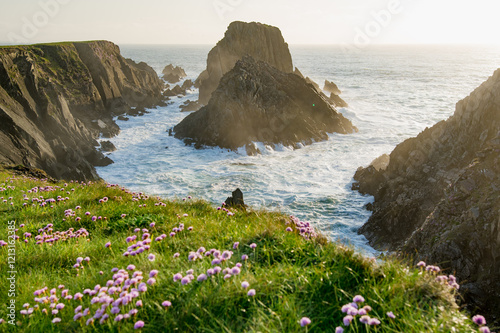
<box><xmin>0</xmin><ymin>169</ymin><xmax>482</xmax><ymax>332</ymax></box>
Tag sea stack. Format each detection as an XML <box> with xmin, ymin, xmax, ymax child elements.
<box><xmin>352</xmin><ymin>68</ymin><xmax>500</xmax><ymax>322</ymax></box>
<box><xmin>195</xmin><ymin>21</ymin><xmax>294</xmax><ymax>105</ymax></box>
<box><xmin>174</xmin><ymin>56</ymin><xmax>356</xmax><ymax>153</ymax></box>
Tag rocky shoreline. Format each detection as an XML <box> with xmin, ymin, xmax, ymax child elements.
<box><xmin>0</xmin><ymin>41</ymin><xmax>164</xmax><ymax>181</ymax></box>
<box><xmin>352</xmin><ymin>68</ymin><xmax>500</xmax><ymax>323</ymax></box>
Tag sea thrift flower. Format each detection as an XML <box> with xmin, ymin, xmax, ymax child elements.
<box><xmin>233</xmin><ymin>242</ymin><xmax>239</xmax><ymax>249</ymax></box>
<box><xmin>286</xmin><ymin>227</ymin><xmax>293</xmax><ymax>232</ymax></box>
<box><xmin>353</xmin><ymin>295</ymin><xmax>365</xmax><ymax>303</ymax></box>
<box><xmin>300</xmin><ymin>317</ymin><xmax>311</xmax><ymax>327</ymax></box>
<box><xmin>242</xmin><ymin>254</ymin><xmax>248</xmax><ymax>261</ymax></box>
<box><xmin>197</xmin><ymin>274</ymin><xmax>207</xmax><ymax>282</ymax></box>
<box><xmin>147</xmin><ymin>278</ymin><xmax>156</xmax><ymax>285</ymax></box>
<box><xmin>127</xmin><ymin>265</ymin><xmax>136</xmax><ymax>271</ymax></box>
<box><xmin>149</xmin><ymin>270</ymin><xmax>158</xmax><ymax>278</ymax></box>
<box><xmin>162</xmin><ymin>301</ymin><xmax>172</xmax><ymax>307</ymax></box>
<box><xmin>479</xmin><ymin>327</ymin><xmax>491</xmax><ymax>333</ymax></box>
<box><xmin>241</xmin><ymin>281</ymin><xmax>250</xmax><ymax>289</ymax></box>
<box><xmin>115</xmin><ymin>315</ymin><xmax>124</xmax><ymax>322</ymax></box>
<box><xmin>387</xmin><ymin>311</ymin><xmax>396</xmax><ymax>319</ymax></box>
<box><xmin>368</xmin><ymin>318</ymin><xmax>381</xmax><ymax>325</ymax></box>
<box><xmin>359</xmin><ymin>315</ymin><xmax>370</xmax><ymax>324</ymax></box>
<box><xmin>250</xmin><ymin>243</ymin><xmax>257</xmax><ymax>249</ymax></box>
<box><xmin>335</xmin><ymin>327</ymin><xmax>344</xmax><ymax>333</ymax></box>
<box><xmin>52</xmin><ymin>317</ymin><xmax>61</xmax><ymax>323</ymax></box>
<box><xmin>148</xmin><ymin>254</ymin><xmax>155</xmax><ymax>261</ymax></box>
<box><xmin>417</xmin><ymin>261</ymin><xmax>426</xmax><ymax>268</ymax></box>
<box><xmin>105</xmin><ymin>242</ymin><xmax>111</xmax><ymax>248</ymax></box>
<box><xmin>231</xmin><ymin>267</ymin><xmax>241</xmax><ymax>275</ymax></box>
<box><xmin>247</xmin><ymin>289</ymin><xmax>256</xmax><ymax>296</ymax></box>
<box><xmin>473</xmin><ymin>315</ymin><xmax>487</xmax><ymax>326</ymax></box>
<box><xmin>343</xmin><ymin>315</ymin><xmax>353</xmax><ymax>326</ymax></box>
<box><xmin>134</xmin><ymin>320</ymin><xmax>145</xmax><ymax>329</ymax></box>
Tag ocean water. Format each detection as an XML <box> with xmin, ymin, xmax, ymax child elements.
<box><xmin>96</xmin><ymin>44</ymin><xmax>500</xmax><ymax>255</ymax></box>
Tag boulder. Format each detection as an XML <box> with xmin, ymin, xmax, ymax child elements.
<box><xmin>181</xmin><ymin>79</ymin><xmax>194</xmax><ymax>90</ymax></box>
<box><xmin>180</xmin><ymin>100</ymin><xmax>202</xmax><ymax>112</ymax></box>
<box><xmin>162</xmin><ymin>64</ymin><xmax>187</xmax><ymax>83</ymax></box>
<box><xmin>100</xmin><ymin>141</ymin><xmax>116</xmax><ymax>152</ymax></box>
<box><xmin>174</xmin><ymin>56</ymin><xmax>356</xmax><ymax>151</ymax></box>
<box><xmin>196</xmin><ymin>21</ymin><xmax>294</xmax><ymax>105</ymax></box>
<box><xmin>224</xmin><ymin>188</ymin><xmax>246</xmax><ymax>209</ymax></box>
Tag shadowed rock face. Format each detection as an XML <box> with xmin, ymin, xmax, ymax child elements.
<box><xmin>174</xmin><ymin>57</ymin><xmax>356</xmax><ymax>151</ymax></box>
<box><xmin>353</xmin><ymin>68</ymin><xmax>500</xmax><ymax>324</ymax></box>
<box><xmin>0</xmin><ymin>41</ymin><xmax>164</xmax><ymax>181</ymax></box>
<box><xmin>195</xmin><ymin>21</ymin><xmax>293</xmax><ymax>105</ymax></box>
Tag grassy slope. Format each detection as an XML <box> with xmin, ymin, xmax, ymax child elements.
<box><xmin>0</xmin><ymin>169</ymin><xmax>481</xmax><ymax>332</ymax></box>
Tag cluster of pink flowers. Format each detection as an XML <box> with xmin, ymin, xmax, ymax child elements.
<box><xmin>417</xmin><ymin>261</ymin><xmax>460</xmax><ymax>290</ymax></box>
<box><xmin>285</xmin><ymin>216</ymin><xmax>318</xmax><ymax>239</ymax></box>
<box><xmin>336</xmin><ymin>295</ymin><xmax>383</xmax><ymax>331</ymax></box>
<box><xmin>24</xmin><ymin>266</ymin><xmax>170</xmax><ymax>329</ymax></box>
<box><xmin>33</xmin><ymin>225</ymin><xmax>89</xmax><ymax>246</ymax></box>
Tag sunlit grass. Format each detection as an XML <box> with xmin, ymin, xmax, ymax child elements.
<box><xmin>0</xmin><ymin>169</ymin><xmax>483</xmax><ymax>332</ymax></box>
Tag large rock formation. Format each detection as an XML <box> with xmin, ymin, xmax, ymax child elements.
<box><xmin>195</xmin><ymin>21</ymin><xmax>293</xmax><ymax>105</ymax></box>
<box><xmin>0</xmin><ymin>41</ymin><xmax>164</xmax><ymax>181</ymax></box>
<box><xmin>174</xmin><ymin>57</ymin><xmax>356</xmax><ymax>152</ymax></box>
<box><xmin>352</xmin><ymin>68</ymin><xmax>500</xmax><ymax>323</ymax></box>
<box><xmin>162</xmin><ymin>64</ymin><xmax>186</xmax><ymax>83</ymax></box>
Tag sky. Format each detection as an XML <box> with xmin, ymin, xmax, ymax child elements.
<box><xmin>0</xmin><ymin>0</ymin><xmax>500</xmax><ymax>45</ymax></box>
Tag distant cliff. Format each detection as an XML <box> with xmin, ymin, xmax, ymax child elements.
<box><xmin>0</xmin><ymin>41</ymin><xmax>164</xmax><ymax>180</ymax></box>
<box><xmin>195</xmin><ymin>21</ymin><xmax>293</xmax><ymax>105</ymax></box>
<box><xmin>174</xmin><ymin>56</ymin><xmax>356</xmax><ymax>153</ymax></box>
<box><xmin>353</xmin><ymin>68</ymin><xmax>500</xmax><ymax>323</ymax></box>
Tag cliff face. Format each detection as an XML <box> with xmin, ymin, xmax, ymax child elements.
<box><xmin>195</xmin><ymin>21</ymin><xmax>293</xmax><ymax>105</ymax></box>
<box><xmin>353</xmin><ymin>69</ymin><xmax>500</xmax><ymax>322</ymax></box>
<box><xmin>0</xmin><ymin>41</ymin><xmax>164</xmax><ymax>180</ymax></box>
<box><xmin>174</xmin><ymin>57</ymin><xmax>356</xmax><ymax>152</ymax></box>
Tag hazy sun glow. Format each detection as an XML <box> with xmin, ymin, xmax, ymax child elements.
<box><xmin>0</xmin><ymin>0</ymin><xmax>499</xmax><ymax>45</ymax></box>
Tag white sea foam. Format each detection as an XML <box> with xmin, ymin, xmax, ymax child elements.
<box><xmin>97</xmin><ymin>44</ymin><xmax>500</xmax><ymax>255</ymax></box>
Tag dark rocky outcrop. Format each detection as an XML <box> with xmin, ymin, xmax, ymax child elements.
<box><xmin>224</xmin><ymin>188</ymin><xmax>246</xmax><ymax>209</ymax></box>
<box><xmin>0</xmin><ymin>41</ymin><xmax>164</xmax><ymax>181</ymax></box>
<box><xmin>174</xmin><ymin>56</ymin><xmax>356</xmax><ymax>151</ymax></box>
<box><xmin>327</xmin><ymin>93</ymin><xmax>348</xmax><ymax>108</ymax></box>
<box><xmin>180</xmin><ymin>100</ymin><xmax>202</xmax><ymax>112</ymax></box>
<box><xmin>324</xmin><ymin>80</ymin><xmax>341</xmax><ymax>95</ymax></box>
<box><xmin>162</xmin><ymin>64</ymin><xmax>186</xmax><ymax>83</ymax></box>
<box><xmin>196</xmin><ymin>21</ymin><xmax>293</xmax><ymax>105</ymax></box>
<box><xmin>353</xmin><ymin>68</ymin><xmax>500</xmax><ymax>323</ymax></box>
<box><xmin>100</xmin><ymin>140</ymin><xmax>116</xmax><ymax>152</ymax></box>
<box><xmin>163</xmin><ymin>85</ymin><xmax>185</xmax><ymax>97</ymax></box>
<box><xmin>323</xmin><ymin>80</ymin><xmax>347</xmax><ymax>108</ymax></box>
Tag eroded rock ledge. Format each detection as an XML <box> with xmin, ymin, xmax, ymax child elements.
<box><xmin>0</xmin><ymin>41</ymin><xmax>164</xmax><ymax>181</ymax></box>
<box><xmin>353</xmin><ymin>68</ymin><xmax>500</xmax><ymax>323</ymax></box>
